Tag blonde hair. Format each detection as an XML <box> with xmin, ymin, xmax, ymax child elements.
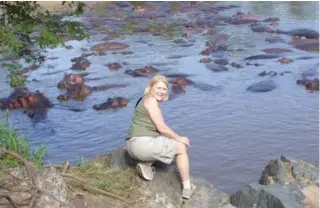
<box><xmin>144</xmin><ymin>75</ymin><xmax>169</xmax><ymax>101</ymax></box>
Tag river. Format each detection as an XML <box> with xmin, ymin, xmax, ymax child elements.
<box><xmin>0</xmin><ymin>1</ymin><xmax>318</xmax><ymax>194</ymax></box>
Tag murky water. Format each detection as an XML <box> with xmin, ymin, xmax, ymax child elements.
<box><xmin>0</xmin><ymin>2</ymin><xmax>319</xmax><ymax>193</ymax></box>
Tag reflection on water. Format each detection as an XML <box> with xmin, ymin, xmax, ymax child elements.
<box><xmin>0</xmin><ymin>1</ymin><xmax>319</xmax><ymax>194</ymax></box>
<box><xmin>248</xmin><ymin>1</ymin><xmax>319</xmax><ymax>21</ymax></box>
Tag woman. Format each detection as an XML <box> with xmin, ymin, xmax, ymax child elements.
<box><xmin>126</xmin><ymin>75</ymin><xmax>195</xmax><ymax>199</ymax></box>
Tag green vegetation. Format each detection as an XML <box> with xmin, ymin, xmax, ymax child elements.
<box><xmin>0</xmin><ymin>1</ymin><xmax>88</xmax><ymax>87</ymax></box>
<box><xmin>70</xmin><ymin>159</ymin><xmax>138</xmax><ymax>197</ymax></box>
<box><xmin>0</xmin><ymin>111</ymin><xmax>47</xmax><ymax>169</ymax></box>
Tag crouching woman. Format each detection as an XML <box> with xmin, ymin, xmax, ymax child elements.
<box><xmin>126</xmin><ymin>75</ymin><xmax>195</xmax><ymax>199</ymax></box>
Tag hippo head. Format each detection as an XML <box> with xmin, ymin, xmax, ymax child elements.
<box><xmin>57</xmin><ymin>73</ymin><xmax>85</xmax><ymax>89</ymax></box>
<box><xmin>26</xmin><ymin>91</ymin><xmax>53</xmax><ymax>108</ymax></box>
<box><xmin>93</xmin><ymin>97</ymin><xmax>128</xmax><ymax>110</ymax></box>
<box><xmin>58</xmin><ymin>84</ymin><xmax>92</xmax><ymax>101</ymax></box>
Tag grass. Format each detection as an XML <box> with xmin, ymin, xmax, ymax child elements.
<box><xmin>0</xmin><ymin>111</ymin><xmax>47</xmax><ymax>169</ymax></box>
<box><xmin>68</xmin><ymin>158</ymin><xmax>139</xmax><ymax>198</ymax></box>
<box><xmin>2</xmin><ymin>63</ymin><xmax>26</xmax><ymax>87</ymax></box>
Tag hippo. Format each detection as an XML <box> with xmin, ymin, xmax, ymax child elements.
<box><xmin>57</xmin><ymin>73</ymin><xmax>86</xmax><ymax>89</ymax></box>
<box><xmin>70</xmin><ymin>58</ymin><xmax>91</xmax><ymax>71</ymax></box>
<box><xmin>278</xmin><ymin>57</ymin><xmax>293</xmax><ymax>64</ymax></box>
<box><xmin>93</xmin><ymin>97</ymin><xmax>128</xmax><ymax>110</ymax></box>
<box><xmin>244</xmin><ymin>54</ymin><xmax>280</xmax><ymax>60</ymax></box>
<box><xmin>277</xmin><ymin>29</ymin><xmax>319</xmax><ymax>39</ymax></box>
<box><xmin>200</xmin><ymin>58</ymin><xmax>213</xmax><ymax>63</ymax></box>
<box><xmin>90</xmin><ymin>42</ymin><xmax>129</xmax><ymax>52</ymax></box>
<box><xmin>125</xmin><ymin>66</ymin><xmax>159</xmax><ymax>77</ymax></box>
<box><xmin>262</xmin><ymin>17</ymin><xmax>280</xmax><ymax>22</ymax></box>
<box><xmin>227</xmin><ymin>18</ymin><xmax>259</xmax><ymax>25</ymax></box>
<box><xmin>297</xmin><ymin>78</ymin><xmax>319</xmax><ymax>92</ymax></box>
<box><xmin>292</xmin><ymin>39</ymin><xmax>319</xmax><ymax>52</ymax></box>
<box><xmin>107</xmin><ymin>62</ymin><xmax>122</xmax><ymax>71</ymax></box>
<box><xmin>0</xmin><ymin>88</ymin><xmax>53</xmax><ymax>119</ymax></box>
<box><xmin>170</xmin><ymin>77</ymin><xmax>193</xmax><ymax>94</ymax></box>
<box><xmin>247</xmin><ymin>80</ymin><xmax>277</xmax><ymax>93</ymax></box>
<box><xmin>250</xmin><ymin>24</ymin><xmax>274</xmax><ymax>33</ymax></box>
<box><xmin>57</xmin><ymin>83</ymin><xmax>128</xmax><ymax>101</ymax></box>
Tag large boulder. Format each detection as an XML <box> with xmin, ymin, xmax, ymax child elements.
<box><xmin>230</xmin><ymin>156</ymin><xmax>319</xmax><ymax>208</ymax></box>
<box><xmin>4</xmin><ymin>167</ymin><xmax>68</xmax><ymax>208</ymax></box>
<box><xmin>106</xmin><ymin>146</ymin><xmax>235</xmax><ymax>208</ymax></box>
<box><xmin>230</xmin><ymin>183</ymin><xmax>305</xmax><ymax>208</ymax></box>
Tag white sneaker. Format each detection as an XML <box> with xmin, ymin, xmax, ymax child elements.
<box><xmin>136</xmin><ymin>163</ymin><xmax>155</xmax><ymax>181</ymax></box>
<box><xmin>182</xmin><ymin>184</ymin><xmax>196</xmax><ymax>199</ymax></box>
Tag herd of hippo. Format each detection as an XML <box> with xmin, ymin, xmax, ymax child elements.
<box><xmin>0</xmin><ymin>2</ymin><xmax>319</xmax><ymax>120</ymax></box>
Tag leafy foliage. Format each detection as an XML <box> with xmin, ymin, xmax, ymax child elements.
<box><xmin>0</xmin><ymin>111</ymin><xmax>47</xmax><ymax>168</ymax></box>
<box><xmin>0</xmin><ymin>1</ymin><xmax>88</xmax><ymax>86</ymax></box>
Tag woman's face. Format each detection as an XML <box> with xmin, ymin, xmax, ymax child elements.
<box><xmin>150</xmin><ymin>81</ymin><xmax>168</xmax><ymax>101</ymax></box>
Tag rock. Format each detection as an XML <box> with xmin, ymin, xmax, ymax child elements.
<box><xmin>106</xmin><ymin>146</ymin><xmax>235</xmax><ymax>208</ymax></box>
<box><xmin>244</xmin><ymin>54</ymin><xmax>280</xmax><ymax>60</ymax></box>
<box><xmin>230</xmin><ymin>183</ymin><xmax>305</xmax><ymax>208</ymax></box>
<box><xmin>265</xmin><ymin>36</ymin><xmax>285</xmax><ymax>43</ymax></box>
<box><xmin>230</xmin><ymin>62</ymin><xmax>243</xmax><ymax>69</ymax></box>
<box><xmin>231</xmin><ymin>156</ymin><xmax>319</xmax><ymax>208</ymax></box>
<box><xmin>7</xmin><ymin>167</ymin><xmax>67</xmax><ymax>208</ymax></box>
<box><xmin>205</xmin><ymin>63</ymin><xmax>229</xmax><ymax>72</ymax></box>
<box><xmin>262</xmin><ymin>48</ymin><xmax>293</xmax><ymax>54</ymax></box>
<box><xmin>259</xmin><ymin>155</ymin><xmax>319</xmax><ymax>187</ymax></box>
<box><xmin>247</xmin><ymin>80</ymin><xmax>276</xmax><ymax>92</ymax></box>
<box><xmin>214</xmin><ymin>59</ymin><xmax>229</xmax><ymax>66</ymax></box>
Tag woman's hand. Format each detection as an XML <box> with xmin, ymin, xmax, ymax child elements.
<box><xmin>176</xmin><ymin>136</ymin><xmax>190</xmax><ymax>147</ymax></box>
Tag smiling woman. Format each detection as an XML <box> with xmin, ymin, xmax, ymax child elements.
<box><xmin>125</xmin><ymin>75</ymin><xmax>196</xmax><ymax>199</ymax></box>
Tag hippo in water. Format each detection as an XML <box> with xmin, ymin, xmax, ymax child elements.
<box><xmin>277</xmin><ymin>29</ymin><xmax>319</xmax><ymax>39</ymax></box>
<box><xmin>170</xmin><ymin>77</ymin><xmax>194</xmax><ymax>94</ymax></box>
<box><xmin>0</xmin><ymin>88</ymin><xmax>53</xmax><ymax>119</ymax></box>
<box><xmin>93</xmin><ymin>97</ymin><xmax>128</xmax><ymax>110</ymax></box>
<box><xmin>125</xmin><ymin>66</ymin><xmax>159</xmax><ymax>77</ymax></box>
<box><xmin>57</xmin><ymin>73</ymin><xmax>86</xmax><ymax>89</ymax></box>
<box><xmin>247</xmin><ymin>80</ymin><xmax>277</xmax><ymax>93</ymax></box>
<box><xmin>57</xmin><ymin>83</ymin><xmax>128</xmax><ymax>101</ymax></box>
<box><xmin>297</xmin><ymin>78</ymin><xmax>319</xmax><ymax>92</ymax></box>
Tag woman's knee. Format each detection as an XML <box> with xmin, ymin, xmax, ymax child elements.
<box><xmin>175</xmin><ymin>142</ymin><xmax>187</xmax><ymax>155</ymax></box>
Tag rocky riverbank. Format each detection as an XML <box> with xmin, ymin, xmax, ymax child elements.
<box><xmin>1</xmin><ymin>146</ymin><xmax>318</xmax><ymax>208</ymax></box>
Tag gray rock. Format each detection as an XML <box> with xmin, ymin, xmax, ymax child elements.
<box><xmin>259</xmin><ymin>155</ymin><xmax>318</xmax><ymax>188</ymax></box>
<box><xmin>8</xmin><ymin>167</ymin><xmax>68</xmax><ymax>208</ymax></box>
<box><xmin>205</xmin><ymin>63</ymin><xmax>229</xmax><ymax>72</ymax></box>
<box><xmin>106</xmin><ymin>146</ymin><xmax>235</xmax><ymax>208</ymax></box>
<box><xmin>246</xmin><ymin>80</ymin><xmax>277</xmax><ymax>93</ymax></box>
<box><xmin>230</xmin><ymin>183</ymin><xmax>304</xmax><ymax>208</ymax></box>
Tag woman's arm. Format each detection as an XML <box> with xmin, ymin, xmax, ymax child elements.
<box><xmin>144</xmin><ymin>97</ymin><xmax>180</xmax><ymax>140</ymax></box>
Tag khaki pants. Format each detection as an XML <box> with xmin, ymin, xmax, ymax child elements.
<box><xmin>126</xmin><ymin>136</ymin><xmax>177</xmax><ymax>164</ymax></box>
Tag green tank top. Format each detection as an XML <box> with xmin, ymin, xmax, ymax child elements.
<box><xmin>126</xmin><ymin>97</ymin><xmax>160</xmax><ymax>140</ymax></box>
